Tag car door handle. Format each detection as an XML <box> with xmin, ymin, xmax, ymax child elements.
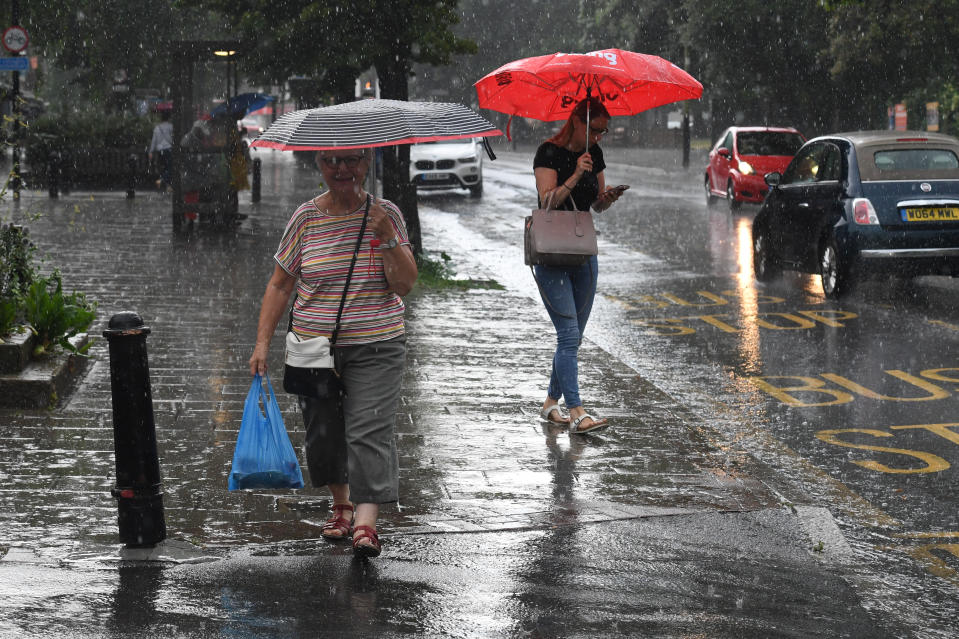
<box><xmin>798</xmin><ymin>202</ymin><xmax>810</xmax><ymax>208</ymax></box>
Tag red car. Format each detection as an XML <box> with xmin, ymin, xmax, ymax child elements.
<box><xmin>705</xmin><ymin>126</ymin><xmax>806</xmax><ymax>210</ymax></box>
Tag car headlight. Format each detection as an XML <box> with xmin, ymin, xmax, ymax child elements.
<box><xmin>458</xmin><ymin>156</ymin><xmax>477</xmax><ymax>164</ymax></box>
<box><xmin>738</xmin><ymin>160</ymin><xmax>754</xmax><ymax>175</ymax></box>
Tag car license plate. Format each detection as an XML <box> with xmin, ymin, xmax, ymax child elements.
<box><xmin>423</xmin><ymin>172</ymin><xmax>446</xmax><ymax>181</ymax></box>
<box><xmin>902</xmin><ymin>207</ymin><xmax>959</xmax><ymax>222</ymax></box>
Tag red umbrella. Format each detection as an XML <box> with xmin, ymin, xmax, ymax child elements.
<box><xmin>474</xmin><ymin>49</ymin><xmax>702</xmax><ymax>138</ymax></box>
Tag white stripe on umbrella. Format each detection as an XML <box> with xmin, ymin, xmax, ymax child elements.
<box><xmin>250</xmin><ymin>99</ymin><xmax>501</xmax><ymax>151</ymax></box>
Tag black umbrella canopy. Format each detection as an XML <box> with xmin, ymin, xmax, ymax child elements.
<box><xmin>250</xmin><ymin>99</ymin><xmax>502</xmax><ymax>151</ymax></box>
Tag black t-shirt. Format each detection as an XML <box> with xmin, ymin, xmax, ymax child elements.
<box><xmin>533</xmin><ymin>142</ymin><xmax>606</xmax><ymax>211</ymax></box>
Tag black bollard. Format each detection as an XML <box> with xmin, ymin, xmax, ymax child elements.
<box><xmin>103</xmin><ymin>312</ymin><xmax>166</xmax><ymax>548</ymax></box>
<box><xmin>48</xmin><ymin>150</ymin><xmax>60</xmax><ymax>199</ymax></box>
<box><xmin>251</xmin><ymin>157</ymin><xmax>261</xmax><ymax>203</ymax></box>
<box><xmin>126</xmin><ymin>153</ymin><xmax>137</xmax><ymax>199</ymax></box>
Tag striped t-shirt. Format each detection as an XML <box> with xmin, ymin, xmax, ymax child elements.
<box><xmin>275</xmin><ymin>196</ymin><xmax>410</xmax><ymax>346</ymax></box>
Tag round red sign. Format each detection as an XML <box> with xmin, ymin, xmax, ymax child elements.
<box><xmin>2</xmin><ymin>26</ymin><xmax>29</xmax><ymax>53</ymax></box>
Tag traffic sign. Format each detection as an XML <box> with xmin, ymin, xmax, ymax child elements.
<box><xmin>0</xmin><ymin>57</ymin><xmax>28</xmax><ymax>71</ymax></box>
<box><xmin>2</xmin><ymin>26</ymin><xmax>28</xmax><ymax>53</ymax></box>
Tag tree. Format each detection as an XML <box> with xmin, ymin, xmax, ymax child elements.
<box><xmin>200</xmin><ymin>0</ymin><xmax>476</xmax><ymax>254</ymax></box>
<box><xmin>411</xmin><ymin>0</ymin><xmax>586</xmax><ymax>133</ymax></box>
<box><xmin>678</xmin><ymin>0</ymin><xmax>836</xmax><ymax>137</ymax></box>
<box><xmin>826</xmin><ymin>0</ymin><xmax>959</xmax><ymax>130</ymax></box>
<box><xmin>22</xmin><ymin>1</ymin><xmax>227</xmax><ymax>111</ymax></box>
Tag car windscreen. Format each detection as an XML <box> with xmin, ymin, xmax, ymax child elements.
<box><xmin>859</xmin><ymin>145</ymin><xmax>959</xmax><ymax>181</ymax></box>
<box><xmin>736</xmin><ymin>132</ymin><xmax>804</xmax><ymax>156</ymax></box>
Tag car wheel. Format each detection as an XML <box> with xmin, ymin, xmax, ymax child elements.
<box><xmin>727</xmin><ymin>181</ymin><xmax>741</xmax><ymax>211</ymax></box>
<box><xmin>705</xmin><ymin>175</ymin><xmax>717</xmax><ymax>206</ymax></box>
<box><xmin>468</xmin><ymin>180</ymin><xmax>483</xmax><ymax>198</ymax></box>
<box><xmin>819</xmin><ymin>236</ymin><xmax>853</xmax><ymax>298</ymax></box>
<box><xmin>752</xmin><ymin>225</ymin><xmax>780</xmax><ymax>281</ymax></box>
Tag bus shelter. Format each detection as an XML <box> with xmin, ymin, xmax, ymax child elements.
<box><xmin>169</xmin><ymin>41</ymin><xmax>247</xmax><ymax>230</ymax></box>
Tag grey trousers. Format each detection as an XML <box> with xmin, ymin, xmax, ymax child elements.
<box><xmin>299</xmin><ymin>335</ymin><xmax>405</xmax><ymax>504</ymax></box>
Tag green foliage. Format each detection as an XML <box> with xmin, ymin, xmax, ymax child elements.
<box><xmin>580</xmin><ymin>0</ymin><xmax>959</xmax><ymax>134</ymax></box>
<box><xmin>417</xmin><ymin>0</ymin><xmax>583</xmax><ymax>106</ymax></box>
<box><xmin>0</xmin><ymin>298</ymin><xmax>17</xmax><ymax>340</ymax></box>
<box><xmin>0</xmin><ymin>223</ymin><xmax>36</xmax><ymax>300</ymax></box>
<box><xmin>414</xmin><ymin>252</ymin><xmax>503</xmax><ymax>290</ymax></box>
<box><xmin>0</xmin><ymin>224</ymin><xmax>37</xmax><ymax>338</ymax></box>
<box><xmin>199</xmin><ymin>0</ymin><xmax>475</xmax><ymax>102</ymax></box>
<box><xmin>23</xmin><ymin>113</ymin><xmax>153</xmax><ymax>170</ymax></box>
<box><xmin>416</xmin><ymin>251</ymin><xmax>456</xmax><ymax>282</ymax></box>
<box><xmin>22</xmin><ymin>271</ymin><xmax>97</xmax><ymax>357</ymax></box>
<box><xmin>938</xmin><ymin>83</ymin><xmax>959</xmax><ymax>137</ymax></box>
<box><xmin>23</xmin><ymin>1</ymin><xmax>229</xmax><ymax>109</ymax></box>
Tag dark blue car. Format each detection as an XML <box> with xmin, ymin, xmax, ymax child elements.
<box><xmin>752</xmin><ymin>130</ymin><xmax>959</xmax><ymax>297</ymax></box>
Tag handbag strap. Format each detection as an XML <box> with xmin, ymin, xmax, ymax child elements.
<box><xmin>288</xmin><ymin>194</ymin><xmax>372</xmax><ymax>345</ymax></box>
<box><xmin>542</xmin><ymin>178</ymin><xmax>582</xmax><ymax>212</ymax></box>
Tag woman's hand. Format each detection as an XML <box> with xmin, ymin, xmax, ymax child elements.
<box><xmin>249</xmin><ymin>341</ymin><xmax>269</xmax><ymax>376</ymax></box>
<box><xmin>368</xmin><ymin>200</ymin><xmax>398</xmax><ymax>242</ymax></box>
<box><xmin>573</xmin><ymin>152</ymin><xmax>593</xmax><ymax>179</ymax></box>
<box><xmin>596</xmin><ymin>186</ymin><xmax>623</xmax><ymax>207</ymax></box>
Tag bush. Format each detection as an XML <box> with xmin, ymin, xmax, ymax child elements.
<box><xmin>23</xmin><ymin>112</ymin><xmax>153</xmax><ymax>177</ymax></box>
<box><xmin>0</xmin><ymin>223</ymin><xmax>37</xmax><ymax>337</ymax></box>
<box><xmin>22</xmin><ymin>270</ymin><xmax>96</xmax><ymax>357</ymax></box>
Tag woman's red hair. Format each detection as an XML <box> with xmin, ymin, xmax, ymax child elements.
<box><xmin>545</xmin><ymin>97</ymin><xmax>610</xmax><ymax>147</ymax></box>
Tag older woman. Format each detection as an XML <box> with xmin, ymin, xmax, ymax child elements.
<box><xmin>249</xmin><ymin>148</ymin><xmax>417</xmax><ymax>558</ymax></box>
<box><xmin>532</xmin><ymin>97</ymin><xmax>624</xmax><ymax>435</ymax></box>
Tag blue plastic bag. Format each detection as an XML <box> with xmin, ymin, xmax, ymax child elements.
<box><xmin>228</xmin><ymin>373</ymin><xmax>304</xmax><ymax>490</ymax></box>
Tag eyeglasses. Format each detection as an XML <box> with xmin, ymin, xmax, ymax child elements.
<box><xmin>589</xmin><ymin>126</ymin><xmax>609</xmax><ymax>136</ymax></box>
<box><xmin>320</xmin><ymin>155</ymin><xmax>365</xmax><ymax>168</ymax></box>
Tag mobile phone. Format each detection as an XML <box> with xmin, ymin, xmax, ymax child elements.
<box><xmin>607</xmin><ymin>184</ymin><xmax>629</xmax><ymax>194</ymax></box>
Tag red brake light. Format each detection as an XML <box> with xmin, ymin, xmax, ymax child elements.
<box><xmin>852</xmin><ymin>198</ymin><xmax>879</xmax><ymax>225</ymax></box>
<box><xmin>895</xmin><ymin>138</ymin><xmax>927</xmax><ymax>142</ymax></box>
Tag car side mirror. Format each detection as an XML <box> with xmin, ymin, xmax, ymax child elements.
<box><xmin>718</xmin><ymin>148</ymin><xmax>731</xmax><ymax>158</ymax></box>
<box><xmin>764</xmin><ymin>172</ymin><xmax>782</xmax><ymax>188</ymax></box>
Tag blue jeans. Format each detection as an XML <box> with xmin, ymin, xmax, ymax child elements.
<box><xmin>533</xmin><ymin>256</ymin><xmax>598</xmax><ymax>409</ymax></box>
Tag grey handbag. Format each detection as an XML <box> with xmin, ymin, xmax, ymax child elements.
<box><xmin>524</xmin><ymin>192</ymin><xmax>598</xmax><ymax>266</ymax></box>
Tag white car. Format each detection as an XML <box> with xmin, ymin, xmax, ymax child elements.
<box><xmin>409</xmin><ymin>138</ymin><xmax>483</xmax><ymax>196</ymax></box>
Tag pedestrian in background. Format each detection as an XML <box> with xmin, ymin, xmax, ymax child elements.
<box><xmin>532</xmin><ymin>97</ymin><xmax>624</xmax><ymax>435</ymax></box>
<box><xmin>228</xmin><ymin>118</ymin><xmax>251</xmax><ymax>192</ymax></box>
<box><xmin>148</xmin><ymin>110</ymin><xmax>173</xmax><ymax>191</ymax></box>
<box><xmin>249</xmin><ymin>148</ymin><xmax>417</xmax><ymax>558</ymax></box>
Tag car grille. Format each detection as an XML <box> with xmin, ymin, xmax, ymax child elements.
<box><xmin>413</xmin><ymin>159</ymin><xmax>457</xmax><ymax>170</ymax></box>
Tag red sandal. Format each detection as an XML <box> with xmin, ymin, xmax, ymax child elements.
<box><xmin>321</xmin><ymin>503</ymin><xmax>354</xmax><ymax>540</ymax></box>
<box><xmin>352</xmin><ymin>525</ymin><xmax>381</xmax><ymax>558</ymax></box>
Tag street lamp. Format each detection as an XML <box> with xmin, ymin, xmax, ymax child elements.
<box><xmin>214</xmin><ymin>50</ymin><xmax>238</xmax><ymax>100</ymax></box>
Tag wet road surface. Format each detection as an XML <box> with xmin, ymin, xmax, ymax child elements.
<box><xmin>424</xmin><ymin>145</ymin><xmax>959</xmax><ymax>634</ymax></box>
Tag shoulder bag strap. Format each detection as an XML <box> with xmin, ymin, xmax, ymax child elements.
<box><xmin>288</xmin><ymin>194</ymin><xmax>372</xmax><ymax>344</ymax></box>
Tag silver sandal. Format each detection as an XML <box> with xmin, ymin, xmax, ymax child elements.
<box><xmin>570</xmin><ymin>413</ymin><xmax>609</xmax><ymax>434</ymax></box>
<box><xmin>540</xmin><ymin>404</ymin><xmax>568</xmax><ymax>424</ymax></box>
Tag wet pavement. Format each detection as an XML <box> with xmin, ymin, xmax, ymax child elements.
<box><xmin>0</xmin><ymin>149</ymin><xmax>912</xmax><ymax>637</ymax></box>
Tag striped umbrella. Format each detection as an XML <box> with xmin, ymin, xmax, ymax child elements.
<box><xmin>249</xmin><ymin>99</ymin><xmax>502</xmax><ymax>151</ymax></box>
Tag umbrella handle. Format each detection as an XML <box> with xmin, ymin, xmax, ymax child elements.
<box><xmin>585</xmin><ymin>87</ymin><xmax>591</xmax><ymax>155</ymax></box>
<box><xmin>482</xmin><ymin>137</ymin><xmax>496</xmax><ymax>161</ymax></box>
